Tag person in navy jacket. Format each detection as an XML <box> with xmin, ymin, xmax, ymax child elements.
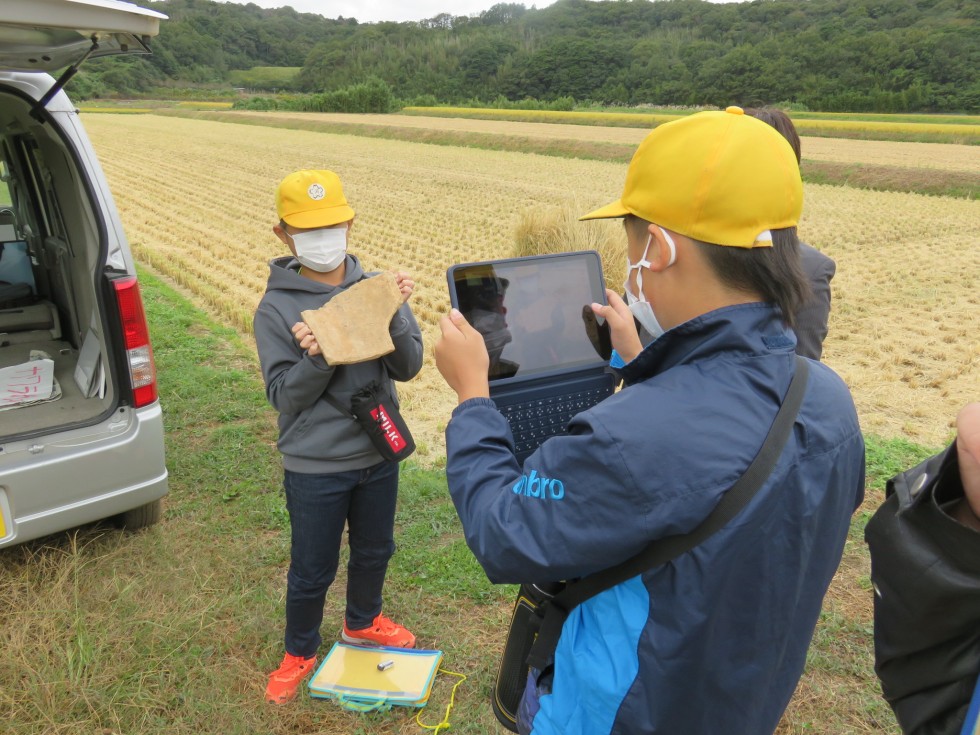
<box><xmin>434</xmin><ymin>108</ymin><xmax>866</xmax><ymax>735</ymax></box>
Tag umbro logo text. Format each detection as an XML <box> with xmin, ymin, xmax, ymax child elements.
<box><xmin>512</xmin><ymin>470</ymin><xmax>565</xmax><ymax>500</ymax></box>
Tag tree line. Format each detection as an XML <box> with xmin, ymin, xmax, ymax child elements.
<box><xmin>76</xmin><ymin>0</ymin><xmax>979</xmax><ymax>113</ymax></box>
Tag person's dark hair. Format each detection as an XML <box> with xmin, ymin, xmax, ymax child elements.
<box><xmin>625</xmin><ymin>214</ymin><xmax>809</xmax><ymax>327</ymax></box>
<box><xmin>624</xmin><ymin>213</ymin><xmax>650</xmax><ymax>240</ymax></box>
<box><xmin>743</xmin><ymin>107</ymin><xmax>802</xmax><ymax>164</ymax></box>
<box><xmin>694</xmin><ymin>228</ymin><xmax>810</xmax><ymax>328</ymax></box>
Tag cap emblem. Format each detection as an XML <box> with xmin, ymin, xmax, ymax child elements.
<box><xmin>307</xmin><ymin>183</ymin><xmax>325</xmax><ymax>201</ymax></box>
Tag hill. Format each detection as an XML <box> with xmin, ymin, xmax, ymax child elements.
<box><xmin>77</xmin><ymin>0</ymin><xmax>979</xmax><ymax>113</ymax></box>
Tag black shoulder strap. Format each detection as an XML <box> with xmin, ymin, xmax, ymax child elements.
<box><xmin>320</xmin><ymin>366</ymin><xmax>391</xmax><ymax>420</ymax></box>
<box><xmin>526</xmin><ymin>356</ymin><xmax>810</xmax><ymax>671</ymax></box>
<box><xmin>322</xmin><ymin>391</ymin><xmax>354</xmax><ymax>419</ymax></box>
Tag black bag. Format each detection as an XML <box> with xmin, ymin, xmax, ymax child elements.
<box><xmin>350</xmin><ymin>381</ymin><xmax>415</xmax><ymax>462</ymax></box>
<box><xmin>325</xmin><ymin>380</ymin><xmax>416</xmax><ymax>463</ymax></box>
<box><xmin>492</xmin><ymin>582</ymin><xmax>564</xmax><ymax>730</ymax></box>
<box><xmin>490</xmin><ymin>357</ymin><xmax>810</xmax><ymax>732</ymax></box>
<box><xmin>865</xmin><ymin>442</ymin><xmax>980</xmax><ymax>735</ymax></box>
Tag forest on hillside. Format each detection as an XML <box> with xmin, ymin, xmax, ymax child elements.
<box><xmin>77</xmin><ymin>0</ymin><xmax>979</xmax><ymax>113</ymax></box>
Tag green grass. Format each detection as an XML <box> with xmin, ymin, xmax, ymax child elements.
<box><xmin>0</xmin><ymin>268</ymin><xmax>937</xmax><ymax>733</ymax></box>
<box><xmin>783</xmin><ymin>111</ymin><xmax>980</xmax><ymax>125</ymax></box>
<box><xmin>865</xmin><ymin>435</ymin><xmax>938</xmax><ymax>491</ymax></box>
<box><xmin>228</xmin><ymin>67</ymin><xmax>301</xmax><ymax>88</ymax></box>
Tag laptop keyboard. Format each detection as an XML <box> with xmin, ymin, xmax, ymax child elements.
<box><xmin>498</xmin><ymin>386</ymin><xmax>611</xmax><ymax>456</ymax></box>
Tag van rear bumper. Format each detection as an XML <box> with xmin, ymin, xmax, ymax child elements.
<box><xmin>0</xmin><ymin>403</ymin><xmax>169</xmax><ymax>547</ymax></box>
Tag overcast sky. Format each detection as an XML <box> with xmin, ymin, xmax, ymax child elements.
<box><xmin>216</xmin><ymin>0</ymin><xmax>741</xmax><ymax>24</ymax></box>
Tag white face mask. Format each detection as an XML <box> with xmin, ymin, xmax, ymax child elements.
<box><xmin>291</xmin><ymin>227</ymin><xmax>347</xmax><ymax>272</ymax></box>
<box><xmin>623</xmin><ymin>227</ymin><xmax>676</xmax><ymax>340</ymax></box>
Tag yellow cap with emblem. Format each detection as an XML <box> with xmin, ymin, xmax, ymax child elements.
<box><xmin>276</xmin><ymin>169</ymin><xmax>355</xmax><ymax>229</ymax></box>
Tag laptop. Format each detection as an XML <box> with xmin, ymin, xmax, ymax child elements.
<box><xmin>447</xmin><ymin>250</ymin><xmax>617</xmax><ymax>462</ymax></box>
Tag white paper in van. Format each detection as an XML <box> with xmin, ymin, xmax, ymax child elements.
<box><xmin>0</xmin><ymin>358</ymin><xmax>54</xmax><ymax>407</ymax></box>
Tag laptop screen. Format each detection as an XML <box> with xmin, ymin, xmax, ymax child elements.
<box><xmin>448</xmin><ymin>251</ymin><xmax>610</xmax><ymax>382</ymax></box>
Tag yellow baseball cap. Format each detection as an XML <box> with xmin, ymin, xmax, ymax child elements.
<box><xmin>580</xmin><ymin>107</ymin><xmax>802</xmax><ymax>248</ymax></box>
<box><xmin>275</xmin><ymin>169</ymin><xmax>355</xmax><ymax>229</ymax></box>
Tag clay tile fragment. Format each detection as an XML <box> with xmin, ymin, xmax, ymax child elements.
<box><xmin>301</xmin><ymin>272</ymin><xmax>403</xmax><ymax>364</ymax></box>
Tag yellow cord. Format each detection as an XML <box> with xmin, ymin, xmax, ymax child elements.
<box><xmin>415</xmin><ymin>668</ymin><xmax>468</xmax><ymax>733</ymax></box>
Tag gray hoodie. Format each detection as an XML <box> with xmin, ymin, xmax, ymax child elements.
<box><xmin>253</xmin><ymin>254</ymin><xmax>424</xmax><ymax>473</ymax></box>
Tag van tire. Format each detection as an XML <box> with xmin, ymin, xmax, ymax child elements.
<box><xmin>113</xmin><ymin>499</ymin><xmax>163</xmax><ymax>531</ymax></box>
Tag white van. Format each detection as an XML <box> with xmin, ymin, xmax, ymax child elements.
<box><xmin>0</xmin><ymin>0</ymin><xmax>169</xmax><ymax>547</ymax></box>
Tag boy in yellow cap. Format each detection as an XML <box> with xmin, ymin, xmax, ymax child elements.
<box><xmin>434</xmin><ymin>108</ymin><xmax>865</xmax><ymax>734</ymax></box>
<box><xmin>254</xmin><ymin>169</ymin><xmax>423</xmax><ymax>704</ymax></box>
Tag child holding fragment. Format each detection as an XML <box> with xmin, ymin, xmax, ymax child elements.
<box><xmin>253</xmin><ymin>169</ymin><xmax>423</xmax><ymax>704</ymax></box>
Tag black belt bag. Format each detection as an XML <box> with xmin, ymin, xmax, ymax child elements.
<box><xmin>326</xmin><ymin>380</ymin><xmax>416</xmax><ymax>463</ymax></box>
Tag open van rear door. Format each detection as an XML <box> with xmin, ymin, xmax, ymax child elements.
<box><xmin>0</xmin><ymin>0</ymin><xmax>166</xmax><ymax>73</ymax></box>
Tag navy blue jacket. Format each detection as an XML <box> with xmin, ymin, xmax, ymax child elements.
<box><xmin>445</xmin><ymin>303</ymin><xmax>865</xmax><ymax>735</ymax></box>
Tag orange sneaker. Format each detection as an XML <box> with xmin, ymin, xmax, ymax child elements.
<box><xmin>342</xmin><ymin>613</ymin><xmax>416</xmax><ymax>648</ymax></box>
<box><xmin>265</xmin><ymin>652</ymin><xmax>317</xmax><ymax>704</ymax></box>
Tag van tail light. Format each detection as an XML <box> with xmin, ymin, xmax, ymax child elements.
<box><xmin>112</xmin><ymin>277</ymin><xmax>158</xmax><ymax>408</ymax></box>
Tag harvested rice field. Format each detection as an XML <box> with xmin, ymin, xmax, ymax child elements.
<box><xmin>82</xmin><ymin>113</ymin><xmax>979</xmax><ymax>458</ymax></box>
<box><xmin>218</xmin><ymin>110</ymin><xmax>980</xmax><ymax>172</ymax></box>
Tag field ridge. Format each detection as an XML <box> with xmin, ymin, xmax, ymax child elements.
<box><xmin>155</xmin><ymin>109</ymin><xmax>978</xmax><ymax>200</ymax></box>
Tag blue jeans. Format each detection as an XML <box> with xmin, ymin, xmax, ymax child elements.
<box><xmin>282</xmin><ymin>461</ymin><xmax>399</xmax><ymax>657</ymax></box>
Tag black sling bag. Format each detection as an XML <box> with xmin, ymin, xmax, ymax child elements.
<box><xmin>492</xmin><ymin>356</ymin><xmax>810</xmax><ymax>732</ymax></box>
<box><xmin>323</xmin><ymin>379</ymin><xmax>416</xmax><ymax>463</ymax></box>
